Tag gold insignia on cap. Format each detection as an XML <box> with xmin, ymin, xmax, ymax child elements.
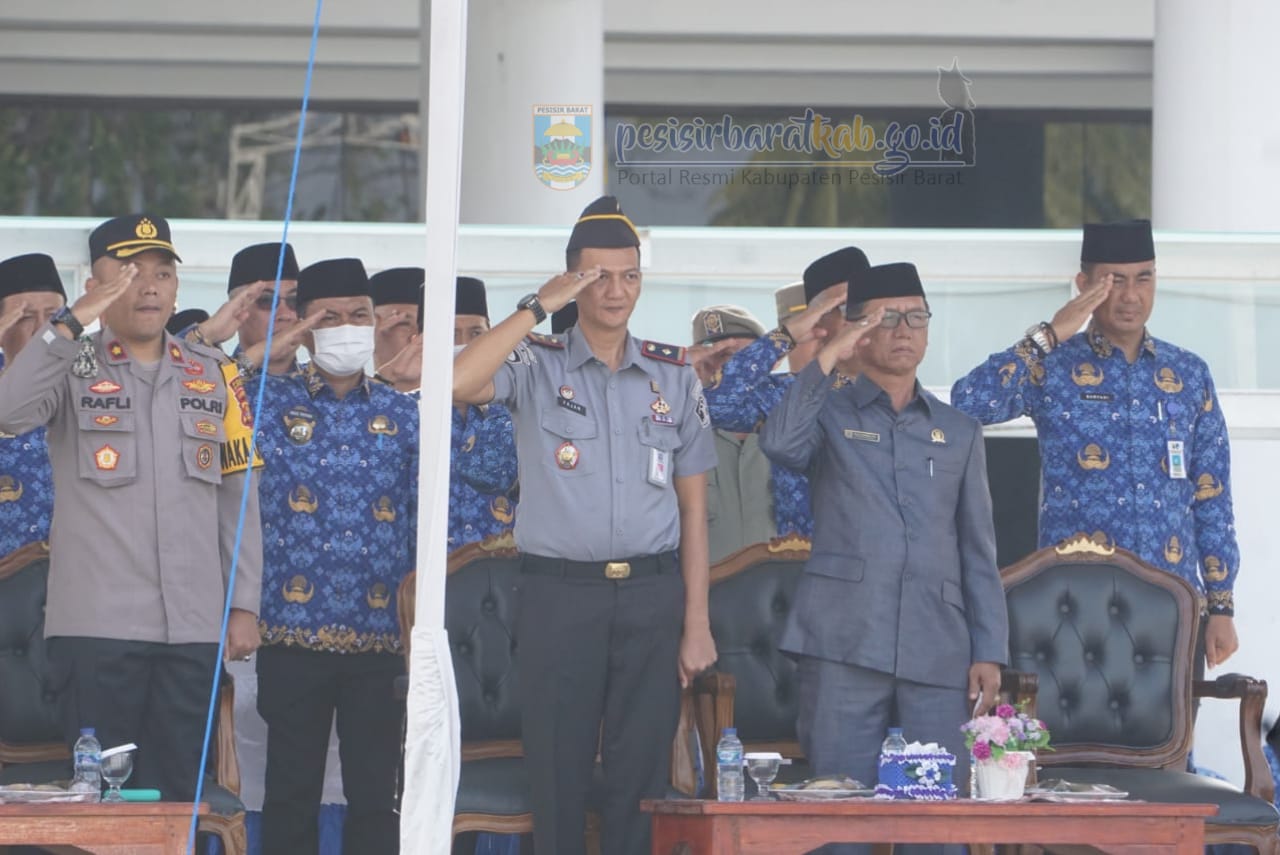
<box><xmin>1154</xmin><ymin>367</ymin><xmax>1183</xmax><ymax>394</ymax></box>
<box><xmin>1203</xmin><ymin>555</ymin><xmax>1228</xmax><ymax>582</ymax></box>
<box><xmin>1194</xmin><ymin>473</ymin><xmax>1223</xmax><ymax>500</ymax></box>
<box><xmin>136</xmin><ymin>218</ymin><xmax>158</xmax><ymax>239</ymax></box>
<box><xmin>703</xmin><ymin>312</ymin><xmax>723</xmax><ymax>337</ymax></box>
<box><xmin>1072</xmin><ymin>362</ymin><xmax>1104</xmax><ymax>387</ymax></box>
<box><xmin>0</xmin><ymin>476</ymin><xmax>23</xmax><ymax>503</ymax></box>
<box><xmin>367</xmin><ymin>582</ymin><xmax>391</xmax><ymax>609</ymax></box>
<box><xmin>930</xmin><ymin>428</ymin><xmax>946</xmax><ymax>444</ymax></box>
<box><xmin>1164</xmin><ymin>535</ymin><xmax>1183</xmax><ymax>564</ymax></box>
<box><xmin>372</xmin><ymin>496</ymin><xmax>397</xmax><ymax>522</ymax></box>
<box><xmin>289</xmin><ymin>485</ymin><xmax>318</xmax><ymax>513</ymax></box>
<box><xmin>490</xmin><ymin>495</ymin><xmax>514</xmax><ymax>524</ymax></box>
<box><xmin>1077</xmin><ymin>442</ymin><xmax>1110</xmax><ymax>470</ymax></box>
<box><xmin>283</xmin><ymin>574</ymin><xmax>315</xmax><ymax>604</ymax></box>
<box><xmin>368</xmin><ymin>414</ymin><xmax>398</xmax><ymax>436</ymax></box>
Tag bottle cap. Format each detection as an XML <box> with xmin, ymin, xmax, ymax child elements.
<box><xmin>723</xmin><ymin>727</ymin><xmax>737</xmax><ymax>736</ymax></box>
<box><xmin>80</xmin><ymin>727</ymin><xmax>95</xmax><ymax>736</ymax></box>
<box><xmin>889</xmin><ymin>727</ymin><xmax>903</xmax><ymax>734</ymax></box>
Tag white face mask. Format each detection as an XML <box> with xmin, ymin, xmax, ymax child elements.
<box><xmin>310</xmin><ymin>324</ymin><xmax>374</xmax><ymax>376</ymax></box>
<box><xmin>453</xmin><ymin>344</ymin><xmax>467</xmax><ymax>357</ymax></box>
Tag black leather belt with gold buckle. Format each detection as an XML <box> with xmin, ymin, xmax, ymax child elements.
<box><xmin>522</xmin><ymin>552</ymin><xmax>677</xmax><ymax>580</ymax></box>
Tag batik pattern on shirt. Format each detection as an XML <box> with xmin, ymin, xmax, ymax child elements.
<box><xmin>254</xmin><ymin>365</ymin><xmax>419</xmax><ymax>652</ymax></box>
<box><xmin>702</xmin><ymin>329</ymin><xmax>813</xmax><ymax>539</ymax></box>
<box><xmin>951</xmin><ymin>326</ymin><xmax>1239</xmax><ymax>615</ymax></box>
<box><xmin>0</xmin><ymin>353</ymin><xmax>53</xmax><ymax>556</ymax></box>
<box><xmin>449</xmin><ymin>403</ymin><xmax>518</xmax><ymax>549</ymax></box>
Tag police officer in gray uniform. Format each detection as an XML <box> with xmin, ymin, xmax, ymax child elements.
<box><xmin>0</xmin><ymin>214</ymin><xmax>263</xmax><ymax>801</ymax></box>
<box><xmin>761</xmin><ymin>262</ymin><xmax>1007</xmax><ymax>854</ymax></box>
<box><xmin>453</xmin><ymin>196</ymin><xmax>718</xmax><ymax>855</ymax></box>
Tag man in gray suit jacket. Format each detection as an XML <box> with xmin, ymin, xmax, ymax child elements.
<box><xmin>761</xmin><ymin>261</ymin><xmax>1008</xmax><ymax>825</ymax></box>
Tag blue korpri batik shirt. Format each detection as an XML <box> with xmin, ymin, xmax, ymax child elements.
<box><xmin>701</xmin><ymin>328</ymin><xmax>813</xmax><ymax>540</ymax></box>
<box><xmin>951</xmin><ymin>325</ymin><xmax>1239</xmax><ymax>615</ymax></box>
<box><xmin>0</xmin><ymin>353</ymin><xmax>53</xmax><ymax>556</ymax></box>
<box><xmin>254</xmin><ymin>365</ymin><xmax>419</xmax><ymax>653</ymax></box>
<box><xmin>448</xmin><ymin>403</ymin><xmax>517</xmax><ymax>550</ymax></box>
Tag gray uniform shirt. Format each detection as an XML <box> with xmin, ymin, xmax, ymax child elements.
<box><xmin>490</xmin><ymin>328</ymin><xmax>716</xmax><ymax>561</ymax></box>
<box><xmin>706</xmin><ymin>429</ymin><xmax>776</xmax><ymax>563</ymax></box>
<box><xmin>0</xmin><ymin>322</ymin><xmax>263</xmax><ymax>644</ymax></box>
<box><xmin>760</xmin><ymin>364</ymin><xmax>1007</xmax><ymax>689</ymax></box>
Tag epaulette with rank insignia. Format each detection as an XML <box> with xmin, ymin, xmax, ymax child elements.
<box><xmin>641</xmin><ymin>340</ymin><xmax>686</xmax><ymax>365</ymax></box>
<box><xmin>525</xmin><ymin>332</ymin><xmax>566</xmax><ymax>349</ymax></box>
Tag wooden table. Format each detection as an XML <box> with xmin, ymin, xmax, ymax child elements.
<box><xmin>643</xmin><ymin>799</ymin><xmax>1218</xmax><ymax>855</ymax></box>
<box><xmin>0</xmin><ymin>802</ymin><xmax>207</xmax><ymax>855</ymax></box>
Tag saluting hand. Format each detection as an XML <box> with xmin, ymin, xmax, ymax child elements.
<box><xmin>241</xmin><ymin>311</ymin><xmax>323</xmax><ymax>370</ymax></box>
<box><xmin>1050</xmin><ymin>273</ymin><xmax>1113</xmax><ymax>344</ymax></box>
<box><xmin>815</xmin><ymin>306</ymin><xmax>885</xmax><ymax>374</ymax></box>
<box><xmin>535</xmin><ymin>266</ymin><xmax>604</xmax><ymax>314</ymax></box>
<box><xmin>782</xmin><ymin>283</ymin><xmax>846</xmax><ymax>344</ymax></box>
<box><xmin>686</xmin><ymin>339</ymin><xmax>739</xmax><ymax>386</ymax></box>
<box><xmin>199</xmin><ymin>280</ymin><xmax>272</xmax><ymax>346</ymax></box>
<box><xmin>376</xmin><ymin>333</ymin><xmax>423</xmax><ymax>388</ymax></box>
<box><xmin>0</xmin><ymin>299</ymin><xmax>30</xmax><ymax>343</ymax></box>
<box><xmin>67</xmin><ymin>262</ymin><xmax>138</xmax><ymax>333</ymax></box>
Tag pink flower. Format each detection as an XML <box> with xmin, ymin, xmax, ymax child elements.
<box><xmin>972</xmin><ymin>741</ymin><xmax>992</xmax><ymax>760</ymax></box>
<box><xmin>995</xmin><ymin>704</ymin><xmax>1016</xmax><ymax>719</ymax></box>
<box><xmin>998</xmin><ymin>750</ymin><xmax>1030</xmax><ymax>771</ymax></box>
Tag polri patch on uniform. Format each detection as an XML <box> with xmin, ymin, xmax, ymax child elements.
<box><xmin>94</xmin><ymin>445</ymin><xmax>120</xmax><ymax>471</ymax></box>
<box><xmin>1080</xmin><ymin>392</ymin><xmax>1114</xmax><ymax>402</ymax></box>
<box><xmin>555</xmin><ymin>441</ymin><xmax>580</xmax><ymax>470</ymax></box>
<box><xmin>843</xmin><ymin>429</ymin><xmax>880</xmax><ymax>442</ymax></box>
<box><xmin>195</xmin><ymin>444</ymin><xmax>215</xmax><ymax>470</ymax></box>
<box><xmin>557</xmin><ymin>396</ymin><xmax>586</xmax><ymax>416</ymax></box>
<box><xmin>89</xmin><ymin>380</ymin><xmax>122</xmax><ymax>395</ymax></box>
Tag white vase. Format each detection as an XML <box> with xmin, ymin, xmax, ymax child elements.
<box><xmin>973</xmin><ymin>750</ymin><xmax>1034</xmax><ymax>800</ymax></box>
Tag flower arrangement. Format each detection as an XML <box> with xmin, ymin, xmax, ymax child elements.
<box><xmin>962</xmin><ymin>703</ymin><xmax>1051</xmax><ymax>766</ymax></box>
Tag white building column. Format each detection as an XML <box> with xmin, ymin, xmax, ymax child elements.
<box><xmin>1152</xmin><ymin>0</ymin><xmax>1280</xmax><ymax>231</ymax></box>
<box><xmin>436</xmin><ymin>0</ymin><xmax>606</xmax><ymax>226</ymax></box>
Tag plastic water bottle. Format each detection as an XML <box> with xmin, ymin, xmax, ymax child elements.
<box><xmin>70</xmin><ymin>728</ymin><xmax>102</xmax><ymax>799</ymax></box>
<box><xmin>880</xmin><ymin>726</ymin><xmax>907</xmax><ymax>757</ymax></box>
<box><xmin>716</xmin><ymin>727</ymin><xmax>744</xmax><ymax>802</ymax></box>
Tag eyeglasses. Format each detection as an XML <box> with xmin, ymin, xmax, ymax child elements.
<box><xmin>852</xmin><ymin>309</ymin><xmax>932</xmax><ymax>329</ymax></box>
<box><xmin>255</xmin><ymin>295</ymin><xmax>298</xmax><ymax>311</ymax></box>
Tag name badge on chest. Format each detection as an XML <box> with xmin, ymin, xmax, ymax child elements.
<box><xmin>648</xmin><ymin>447</ymin><xmax>670</xmax><ymax>487</ymax></box>
<box><xmin>1167</xmin><ymin>440</ymin><xmax>1187</xmax><ymax>480</ymax></box>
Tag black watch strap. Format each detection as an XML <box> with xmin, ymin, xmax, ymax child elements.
<box><xmin>51</xmin><ymin>307</ymin><xmax>85</xmax><ymax>338</ymax></box>
<box><xmin>517</xmin><ymin>293</ymin><xmax>547</xmax><ymax>324</ymax></box>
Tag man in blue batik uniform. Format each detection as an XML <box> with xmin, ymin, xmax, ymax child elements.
<box><xmin>0</xmin><ymin>253</ymin><xmax>64</xmax><ymax>560</ymax></box>
<box><xmin>951</xmin><ymin>219</ymin><xmax>1241</xmax><ymax>669</ymax></box>
<box><xmin>699</xmin><ymin>248</ymin><xmax>870</xmax><ymax>541</ymax></box>
<box><xmin>450</xmin><ymin>276</ymin><xmax>517</xmax><ymax>549</ymax></box>
<box><xmin>249</xmin><ymin>258</ymin><xmax>418</xmax><ymax>855</ymax></box>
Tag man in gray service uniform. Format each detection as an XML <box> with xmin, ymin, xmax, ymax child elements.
<box><xmin>453</xmin><ymin>195</ymin><xmax>718</xmax><ymax>855</ymax></box>
<box><xmin>761</xmin><ymin>261</ymin><xmax>1007</xmax><ymax>843</ymax></box>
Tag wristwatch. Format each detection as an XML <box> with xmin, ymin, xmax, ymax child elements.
<box><xmin>517</xmin><ymin>293</ymin><xmax>547</xmax><ymax>324</ymax></box>
<box><xmin>50</xmin><ymin>306</ymin><xmax>85</xmax><ymax>338</ymax></box>
<box><xmin>1024</xmin><ymin>322</ymin><xmax>1055</xmax><ymax>357</ymax></box>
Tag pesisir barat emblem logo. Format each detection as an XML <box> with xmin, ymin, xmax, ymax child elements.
<box><xmin>533</xmin><ymin>104</ymin><xmax>592</xmax><ymax>190</ymax></box>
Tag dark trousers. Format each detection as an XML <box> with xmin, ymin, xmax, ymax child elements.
<box><xmin>46</xmin><ymin>637</ymin><xmax>218</xmax><ymax>802</ymax></box>
<box><xmin>516</xmin><ymin>567</ymin><xmax>685</xmax><ymax>855</ymax></box>
<box><xmin>796</xmin><ymin>656</ymin><xmax>968</xmax><ymax>855</ymax></box>
<box><xmin>257</xmin><ymin>646</ymin><xmax>405</xmax><ymax>855</ymax></box>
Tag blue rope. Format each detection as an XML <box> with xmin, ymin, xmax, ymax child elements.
<box><xmin>186</xmin><ymin>0</ymin><xmax>325</xmax><ymax>850</ymax></box>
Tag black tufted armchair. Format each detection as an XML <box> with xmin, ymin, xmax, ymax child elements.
<box><xmin>694</xmin><ymin>539</ymin><xmax>812</xmax><ymax>797</ymax></box>
<box><xmin>1002</xmin><ymin>536</ymin><xmax>1278</xmax><ymax>855</ymax></box>
<box><xmin>0</xmin><ymin>540</ymin><xmax>248</xmax><ymax>855</ymax></box>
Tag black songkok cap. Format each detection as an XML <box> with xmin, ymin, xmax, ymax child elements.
<box><xmin>456</xmin><ymin>276</ymin><xmax>488</xmax><ymax>319</ymax></box>
<box><xmin>0</xmin><ymin>253</ymin><xmax>66</xmax><ymax>302</ymax></box>
<box><xmin>1081</xmin><ymin>219</ymin><xmax>1155</xmax><ymax>264</ymax></box>
<box><xmin>566</xmin><ymin>196</ymin><xmax>640</xmax><ymax>253</ymax></box>
<box><xmin>167</xmin><ymin>308</ymin><xmax>209</xmax><ymax>336</ymax></box>
<box><xmin>228</xmin><ymin>243</ymin><xmax>300</xmax><ymax>292</ymax></box>
<box><xmin>89</xmin><ymin>214</ymin><xmax>181</xmax><ymax>263</ymax></box>
<box><xmin>296</xmin><ymin>258</ymin><xmax>370</xmax><ymax>305</ymax></box>
<box><xmin>846</xmin><ymin>262</ymin><xmax>926</xmax><ymax>316</ymax></box>
<box><xmin>551</xmin><ymin>301</ymin><xmax>578</xmax><ymax>334</ymax></box>
<box><xmin>802</xmin><ymin>246</ymin><xmax>870</xmax><ymax>304</ymax></box>
<box><xmin>370</xmin><ymin>267</ymin><xmax>425</xmax><ymax>307</ymax></box>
